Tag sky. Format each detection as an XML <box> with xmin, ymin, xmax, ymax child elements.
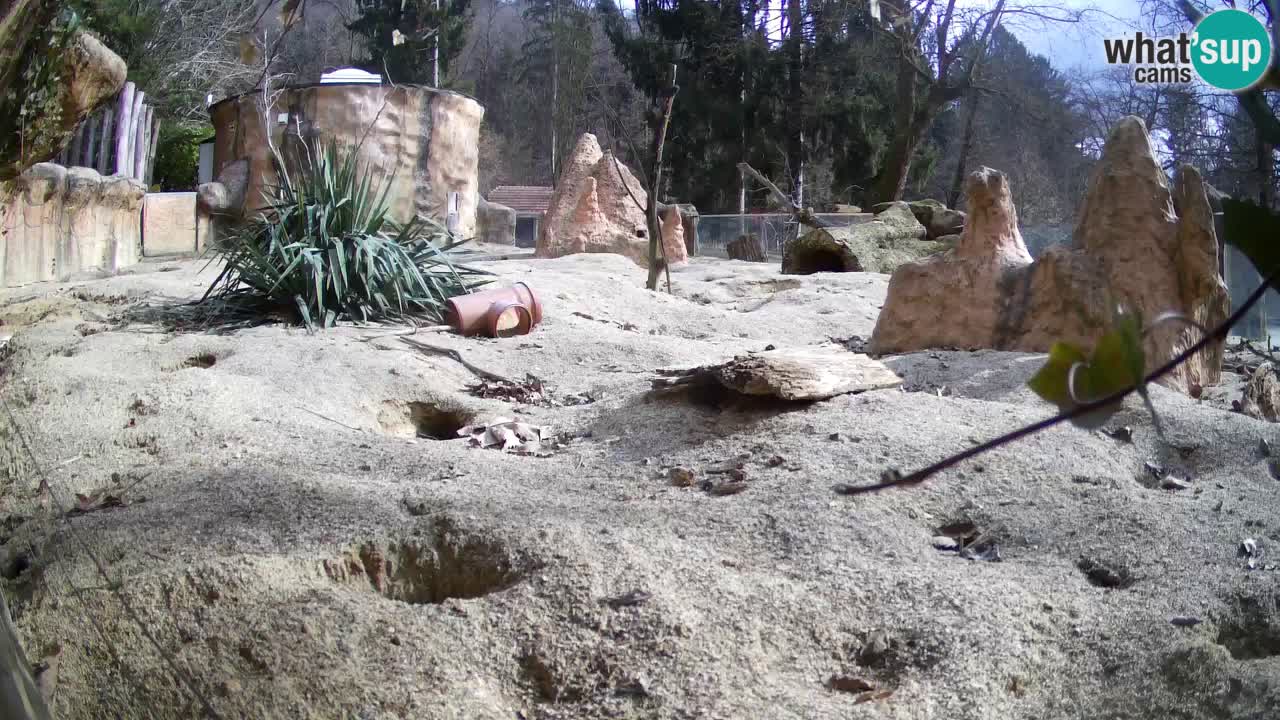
<box><xmin>1001</xmin><ymin>0</ymin><xmax>1144</xmax><ymax>72</ymax></box>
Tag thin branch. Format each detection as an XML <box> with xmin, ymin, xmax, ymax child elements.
<box><xmin>736</xmin><ymin>162</ymin><xmax>833</xmax><ymax>230</ymax></box>
<box><xmin>835</xmin><ymin>266</ymin><xmax>1280</xmax><ymax>495</ymax></box>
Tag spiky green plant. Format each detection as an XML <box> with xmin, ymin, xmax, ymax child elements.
<box><xmin>202</xmin><ymin>140</ymin><xmax>489</xmax><ymax>328</ymax></box>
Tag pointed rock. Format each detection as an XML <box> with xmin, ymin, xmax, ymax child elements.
<box><xmin>870</xmin><ymin>116</ymin><xmax>1229</xmax><ymax>395</ymax></box>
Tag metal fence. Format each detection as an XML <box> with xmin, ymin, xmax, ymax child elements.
<box><xmin>696</xmin><ymin>213</ymin><xmax>872</xmax><ymax>258</ymax></box>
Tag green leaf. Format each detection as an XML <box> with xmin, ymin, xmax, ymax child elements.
<box><xmin>1027</xmin><ymin>307</ymin><xmax>1148</xmax><ymax>430</ymax></box>
<box><xmin>1222</xmin><ymin>196</ymin><xmax>1280</xmax><ymax>293</ymax></box>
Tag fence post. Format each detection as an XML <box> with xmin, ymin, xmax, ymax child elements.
<box><xmin>97</xmin><ymin>107</ymin><xmax>114</xmax><ymax>176</ymax></box>
<box><xmin>114</xmin><ymin>82</ymin><xmax>135</xmax><ymax>177</ymax></box>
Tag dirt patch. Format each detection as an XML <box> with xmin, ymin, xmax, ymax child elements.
<box><xmin>1215</xmin><ymin>594</ymin><xmax>1280</xmax><ymax>660</ymax></box>
<box><xmin>377</xmin><ymin>400</ymin><xmax>475</xmax><ymax>440</ymax></box>
<box><xmin>323</xmin><ymin>518</ymin><xmax>529</xmax><ymax>604</ymax></box>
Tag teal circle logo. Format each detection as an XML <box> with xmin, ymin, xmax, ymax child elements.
<box><xmin>1192</xmin><ymin>9</ymin><xmax>1272</xmax><ymax>91</ymax></box>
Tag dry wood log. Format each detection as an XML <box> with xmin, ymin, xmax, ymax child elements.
<box><xmin>651</xmin><ymin>344</ymin><xmax>902</xmax><ymax>401</ymax></box>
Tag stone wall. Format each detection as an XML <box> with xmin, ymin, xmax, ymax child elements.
<box><xmin>0</xmin><ymin>163</ymin><xmax>144</xmax><ymax>287</ymax></box>
<box><xmin>207</xmin><ymin>84</ymin><xmax>484</xmax><ymax>239</ymax></box>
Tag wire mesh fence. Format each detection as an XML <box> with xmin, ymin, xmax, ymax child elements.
<box><xmin>695</xmin><ymin>213</ymin><xmax>872</xmax><ymax>258</ymax></box>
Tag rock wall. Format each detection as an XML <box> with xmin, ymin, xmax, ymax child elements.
<box><xmin>870</xmin><ymin>116</ymin><xmax>1231</xmax><ymax>395</ymax></box>
<box><xmin>207</xmin><ymin>84</ymin><xmax>484</xmax><ymax>238</ymax></box>
<box><xmin>536</xmin><ymin>133</ymin><xmax>689</xmax><ymax>268</ymax></box>
<box><xmin>0</xmin><ymin>163</ymin><xmax>144</xmax><ymax>287</ymax></box>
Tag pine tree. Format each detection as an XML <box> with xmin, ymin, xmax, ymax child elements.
<box><xmin>349</xmin><ymin>0</ymin><xmax>473</xmax><ymax>86</ymax></box>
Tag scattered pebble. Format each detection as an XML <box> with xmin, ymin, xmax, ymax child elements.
<box><xmin>1261</xmin><ymin>438</ymin><xmax>1272</xmax><ymax>458</ymax></box>
<box><xmin>931</xmin><ymin>536</ymin><xmax>960</xmax><ymax>552</ymax></box>
<box><xmin>1161</xmin><ymin>476</ymin><xmax>1192</xmax><ymax>491</ymax></box>
<box><xmin>708</xmin><ymin>481</ymin><xmax>748</xmax><ymax>497</ymax></box>
<box><xmin>668</xmin><ymin>467</ymin><xmax>696</xmax><ymax>487</ymax></box>
<box><xmin>1170</xmin><ymin>616</ymin><xmax>1202</xmax><ymax>627</ymax></box>
<box><xmin>766</xmin><ymin>455</ymin><xmax>785</xmax><ymax>468</ymax></box>
<box><xmin>602</xmin><ymin>590</ymin><xmax>652</xmax><ymax>609</ymax></box>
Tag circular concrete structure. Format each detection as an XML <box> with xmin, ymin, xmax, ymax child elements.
<box><xmin>208</xmin><ymin>83</ymin><xmax>485</xmax><ymax>238</ymax></box>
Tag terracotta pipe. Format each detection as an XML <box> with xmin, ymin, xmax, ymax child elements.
<box><xmin>444</xmin><ymin>283</ymin><xmax>543</xmax><ymax>337</ymax></box>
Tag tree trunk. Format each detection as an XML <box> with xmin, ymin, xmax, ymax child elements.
<box><xmin>947</xmin><ymin>90</ymin><xmax>982</xmax><ymax>208</ymax></box>
<box><xmin>873</xmin><ymin>54</ymin><xmax>922</xmax><ymax>203</ymax></box>
<box><xmin>646</xmin><ymin>64</ymin><xmax>678</xmax><ymax>291</ymax></box>
<box><xmin>784</xmin><ymin>0</ymin><xmax>804</xmax><ymax>207</ymax></box>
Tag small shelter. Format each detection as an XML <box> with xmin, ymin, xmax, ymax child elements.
<box><xmin>487</xmin><ymin>185</ymin><xmax>553</xmax><ymax>247</ymax></box>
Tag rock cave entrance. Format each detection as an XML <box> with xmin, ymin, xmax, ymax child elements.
<box><xmin>787</xmin><ymin>247</ymin><xmax>851</xmax><ymax>274</ymax></box>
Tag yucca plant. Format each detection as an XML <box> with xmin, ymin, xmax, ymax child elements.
<box><xmin>202</xmin><ymin>140</ymin><xmax>490</xmax><ymax>328</ymax></box>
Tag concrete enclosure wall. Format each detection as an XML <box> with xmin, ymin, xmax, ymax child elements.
<box><xmin>0</xmin><ymin>163</ymin><xmax>144</xmax><ymax>287</ymax></box>
<box><xmin>142</xmin><ymin>192</ymin><xmax>202</xmax><ymax>256</ymax></box>
<box><xmin>209</xmin><ymin>84</ymin><xmax>485</xmax><ymax>238</ymax></box>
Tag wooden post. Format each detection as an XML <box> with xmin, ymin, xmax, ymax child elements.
<box><xmin>83</xmin><ymin>115</ymin><xmax>97</xmax><ymax>169</ymax></box>
<box><xmin>114</xmin><ymin>82</ymin><xmax>135</xmax><ymax>177</ymax></box>
<box><xmin>129</xmin><ymin>92</ymin><xmax>146</xmax><ymax>181</ymax></box>
<box><xmin>145</xmin><ymin>115</ymin><xmax>160</xmax><ymax>187</ymax></box>
<box><xmin>133</xmin><ymin>103</ymin><xmax>150</xmax><ymax>182</ymax></box>
<box><xmin>98</xmin><ymin>107</ymin><xmax>114</xmax><ymax>176</ymax></box>
<box><xmin>67</xmin><ymin>121</ymin><xmax>84</xmax><ymax>168</ymax></box>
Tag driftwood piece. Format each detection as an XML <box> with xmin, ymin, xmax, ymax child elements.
<box><xmin>652</xmin><ymin>345</ymin><xmax>902</xmax><ymax>401</ymax></box>
<box><xmin>736</xmin><ymin>162</ymin><xmax>833</xmax><ymax>231</ymax></box>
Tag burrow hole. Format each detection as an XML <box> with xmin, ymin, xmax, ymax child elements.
<box><xmin>377</xmin><ymin>400</ymin><xmax>473</xmax><ymax>440</ymax></box>
<box><xmin>323</xmin><ymin>518</ymin><xmax>527</xmax><ymax>604</ymax></box>
<box><xmin>1077</xmin><ymin>557</ymin><xmax>1135</xmax><ymax>589</ymax></box>
<box><xmin>790</xmin><ymin>248</ymin><xmax>849</xmax><ymax>274</ymax></box>
<box><xmin>182</xmin><ymin>352</ymin><xmax>218</xmax><ymax>369</ymax></box>
<box><xmin>1216</xmin><ymin>595</ymin><xmax>1280</xmax><ymax>661</ymax></box>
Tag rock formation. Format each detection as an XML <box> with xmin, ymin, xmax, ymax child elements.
<box><xmin>1241</xmin><ymin>364</ymin><xmax>1280</xmax><ymax>422</ymax></box>
<box><xmin>870</xmin><ymin>116</ymin><xmax>1231</xmax><ymax>395</ymax></box>
<box><xmin>907</xmin><ymin>199</ymin><xmax>966</xmax><ymax>240</ymax></box>
<box><xmin>1</xmin><ymin>162</ymin><xmax>144</xmax><ymax>286</ymax></box>
<box><xmin>782</xmin><ymin>202</ymin><xmax>949</xmax><ymax>275</ymax></box>
<box><xmin>0</xmin><ymin>25</ymin><xmax>126</xmax><ymax>182</ymax></box>
<box><xmin>536</xmin><ymin>133</ymin><xmax>688</xmax><ymax>267</ymax></box>
<box><xmin>207</xmin><ymin>86</ymin><xmax>484</xmax><ymax>238</ymax></box>
<box><xmin>477</xmin><ymin>198</ymin><xmax>517</xmax><ymax>245</ymax></box>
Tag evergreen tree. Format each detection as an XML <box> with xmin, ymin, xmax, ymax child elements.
<box><xmin>349</xmin><ymin>0</ymin><xmax>473</xmax><ymax>86</ymax></box>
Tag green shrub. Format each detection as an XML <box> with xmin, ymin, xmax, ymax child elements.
<box><xmin>152</xmin><ymin>122</ymin><xmax>209</xmax><ymax>191</ymax></box>
<box><xmin>203</xmin><ymin>141</ymin><xmax>489</xmax><ymax>329</ymax></box>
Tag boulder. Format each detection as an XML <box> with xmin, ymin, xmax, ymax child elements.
<box><xmin>908</xmin><ymin>198</ymin><xmax>967</xmax><ymax>239</ymax></box>
<box><xmin>1241</xmin><ymin>363</ymin><xmax>1280</xmax><ymax>422</ymax></box>
<box><xmin>477</xmin><ymin>198</ymin><xmax>517</xmax><ymax>245</ymax></box>
<box><xmin>869</xmin><ymin>116</ymin><xmax>1231</xmax><ymax>396</ymax></box>
<box><xmin>0</xmin><ymin>31</ymin><xmax>126</xmax><ymax>181</ymax></box>
<box><xmin>536</xmin><ymin>133</ymin><xmax>688</xmax><ymax>268</ymax></box>
<box><xmin>782</xmin><ymin>205</ymin><xmax>940</xmax><ymax>275</ymax></box>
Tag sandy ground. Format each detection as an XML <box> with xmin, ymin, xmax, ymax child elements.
<box><xmin>0</xmin><ymin>251</ymin><xmax>1278</xmax><ymax>720</ymax></box>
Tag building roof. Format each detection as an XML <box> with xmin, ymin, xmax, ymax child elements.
<box><xmin>488</xmin><ymin>186</ymin><xmax>554</xmax><ymax>214</ymax></box>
